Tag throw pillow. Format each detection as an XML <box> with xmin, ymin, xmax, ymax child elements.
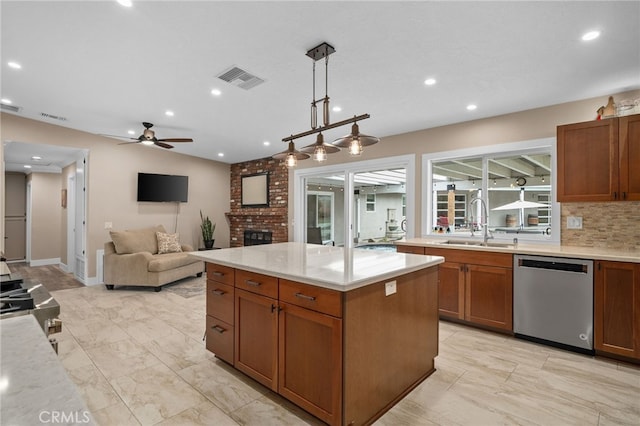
<box><xmin>156</xmin><ymin>232</ymin><xmax>182</xmax><ymax>254</ymax></box>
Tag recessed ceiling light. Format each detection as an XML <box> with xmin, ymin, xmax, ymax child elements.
<box><xmin>466</xmin><ymin>104</ymin><xmax>477</xmax><ymax>111</ymax></box>
<box><xmin>117</xmin><ymin>0</ymin><xmax>133</xmax><ymax>7</ymax></box>
<box><xmin>424</xmin><ymin>78</ymin><xmax>436</xmax><ymax>86</ymax></box>
<box><xmin>1</xmin><ymin>98</ymin><xmax>12</xmax><ymax>104</ymax></box>
<box><xmin>127</xmin><ymin>130</ymin><xmax>135</xmax><ymax>135</ymax></box>
<box><xmin>24</xmin><ymin>165</ymin><xmax>32</xmax><ymax>169</ymax></box>
<box><xmin>211</xmin><ymin>89</ymin><xmax>221</xmax><ymax>96</ymax></box>
<box><xmin>165</xmin><ymin>110</ymin><xmax>174</xmax><ymax>116</ymax></box>
<box><xmin>582</xmin><ymin>30</ymin><xmax>600</xmax><ymax>41</ymax></box>
<box><xmin>31</xmin><ymin>156</ymin><xmax>42</xmax><ymax>161</ymax></box>
<box><xmin>332</xmin><ymin>106</ymin><xmax>342</xmax><ymax>112</ymax></box>
<box><xmin>8</xmin><ymin>62</ymin><xmax>21</xmax><ymax>69</ymax></box>
<box><xmin>263</xmin><ymin>141</ymin><xmax>270</xmax><ymax>146</ymax></box>
<box><xmin>217</xmin><ymin>153</ymin><xmax>224</xmax><ymax>157</ymax></box>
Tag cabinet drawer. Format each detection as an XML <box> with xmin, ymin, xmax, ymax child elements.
<box><xmin>235</xmin><ymin>269</ymin><xmax>278</xmax><ymax>298</ymax></box>
<box><xmin>279</xmin><ymin>279</ymin><xmax>342</xmax><ymax>318</ymax></box>
<box><xmin>396</xmin><ymin>244</ymin><xmax>425</xmax><ymax>255</ymax></box>
<box><xmin>206</xmin><ymin>315</ymin><xmax>234</xmax><ymax>364</ymax></box>
<box><xmin>425</xmin><ymin>247</ymin><xmax>512</xmax><ymax>268</ymax></box>
<box><xmin>206</xmin><ymin>281</ymin><xmax>234</xmax><ymax>324</ymax></box>
<box><xmin>206</xmin><ymin>263</ymin><xmax>235</xmax><ymax>286</ymax></box>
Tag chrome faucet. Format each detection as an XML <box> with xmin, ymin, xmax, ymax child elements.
<box><xmin>470</xmin><ymin>197</ymin><xmax>493</xmax><ymax>245</ymax></box>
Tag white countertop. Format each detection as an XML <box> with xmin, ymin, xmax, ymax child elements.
<box><xmin>397</xmin><ymin>238</ymin><xmax>640</xmax><ymax>263</ymax></box>
<box><xmin>189</xmin><ymin>242</ymin><xmax>443</xmax><ymax>291</ymax></box>
<box><xmin>0</xmin><ymin>315</ymin><xmax>94</xmax><ymax>425</ymax></box>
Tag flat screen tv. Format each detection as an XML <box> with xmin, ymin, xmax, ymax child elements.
<box><xmin>137</xmin><ymin>173</ymin><xmax>188</xmax><ymax>202</ymax></box>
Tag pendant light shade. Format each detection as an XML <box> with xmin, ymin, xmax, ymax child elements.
<box><xmin>272</xmin><ymin>141</ymin><xmax>310</xmax><ymax>168</ymax></box>
<box><xmin>333</xmin><ymin>122</ymin><xmax>379</xmax><ymax>156</ymax></box>
<box><xmin>300</xmin><ymin>133</ymin><xmax>340</xmax><ymax>162</ymax></box>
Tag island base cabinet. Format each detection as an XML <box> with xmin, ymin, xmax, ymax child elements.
<box><xmin>234</xmin><ymin>289</ymin><xmax>278</xmax><ymax>391</ymax></box>
<box><xmin>595</xmin><ymin>261</ymin><xmax>640</xmax><ymax>361</ymax></box>
<box><xmin>343</xmin><ymin>268</ymin><xmax>439</xmax><ymax>425</ymax></box>
<box><xmin>278</xmin><ymin>302</ymin><xmax>342</xmax><ymax>425</ymax></box>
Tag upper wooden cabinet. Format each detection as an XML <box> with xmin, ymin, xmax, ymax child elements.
<box><xmin>557</xmin><ymin>114</ymin><xmax>640</xmax><ymax>202</ymax></box>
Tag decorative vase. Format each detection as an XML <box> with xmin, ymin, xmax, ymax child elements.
<box><xmin>204</xmin><ymin>239</ymin><xmax>215</xmax><ymax>249</ymax></box>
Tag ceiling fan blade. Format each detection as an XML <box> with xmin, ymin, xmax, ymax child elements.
<box><xmin>157</xmin><ymin>138</ymin><xmax>193</xmax><ymax>143</ymax></box>
<box><xmin>118</xmin><ymin>141</ymin><xmax>141</xmax><ymax>145</ymax></box>
<box><xmin>154</xmin><ymin>141</ymin><xmax>174</xmax><ymax>149</ymax></box>
<box><xmin>100</xmin><ymin>134</ymin><xmax>138</xmax><ymax>140</ymax></box>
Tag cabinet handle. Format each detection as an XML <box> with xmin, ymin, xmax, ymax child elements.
<box><xmin>295</xmin><ymin>292</ymin><xmax>316</xmax><ymax>301</ymax></box>
<box><xmin>614</xmin><ymin>192</ymin><xmax>618</xmax><ymax>200</ymax></box>
<box><xmin>211</xmin><ymin>271</ymin><xmax>224</xmax><ymax>277</ymax></box>
<box><xmin>245</xmin><ymin>280</ymin><xmax>261</xmax><ymax>287</ymax></box>
<box><xmin>271</xmin><ymin>303</ymin><xmax>277</xmax><ymax>313</ymax></box>
<box><xmin>212</xmin><ymin>289</ymin><xmax>226</xmax><ymax>296</ymax></box>
<box><xmin>212</xmin><ymin>325</ymin><xmax>226</xmax><ymax>334</ymax></box>
<box><xmin>623</xmin><ymin>192</ymin><xmax>627</xmax><ymax>200</ymax></box>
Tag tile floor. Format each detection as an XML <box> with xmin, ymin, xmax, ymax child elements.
<box><xmin>51</xmin><ymin>279</ymin><xmax>640</xmax><ymax>426</ymax></box>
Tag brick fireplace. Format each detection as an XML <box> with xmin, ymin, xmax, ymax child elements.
<box><xmin>227</xmin><ymin>157</ymin><xmax>288</xmax><ymax>247</ymax></box>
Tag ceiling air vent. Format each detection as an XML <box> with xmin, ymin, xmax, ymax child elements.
<box><xmin>1</xmin><ymin>103</ymin><xmax>22</xmax><ymax>113</ymax></box>
<box><xmin>217</xmin><ymin>66</ymin><xmax>265</xmax><ymax>90</ymax></box>
<box><xmin>40</xmin><ymin>112</ymin><xmax>68</xmax><ymax>121</ymax></box>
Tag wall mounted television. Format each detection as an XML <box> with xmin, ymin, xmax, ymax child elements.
<box><xmin>137</xmin><ymin>173</ymin><xmax>188</xmax><ymax>202</ymax></box>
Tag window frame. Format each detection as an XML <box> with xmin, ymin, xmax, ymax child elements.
<box><xmin>422</xmin><ymin>137</ymin><xmax>560</xmax><ymax>244</ymax></box>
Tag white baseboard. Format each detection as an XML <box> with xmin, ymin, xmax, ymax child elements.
<box><xmin>30</xmin><ymin>257</ymin><xmax>61</xmax><ymax>267</ymax></box>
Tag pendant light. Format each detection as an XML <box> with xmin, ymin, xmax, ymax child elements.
<box><xmin>272</xmin><ymin>141</ymin><xmax>310</xmax><ymax>168</ymax></box>
<box><xmin>300</xmin><ymin>133</ymin><xmax>340</xmax><ymax>162</ymax></box>
<box><xmin>332</xmin><ymin>121</ymin><xmax>380</xmax><ymax>156</ymax></box>
<box><xmin>273</xmin><ymin>42</ymin><xmax>377</xmax><ymax>167</ymax></box>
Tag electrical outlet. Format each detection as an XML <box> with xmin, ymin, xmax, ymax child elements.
<box><xmin>385</xmin><ymin>280</ymin><xmax>397</xmax><ymax>296</ymax></box>
<box><xmin>104</xmin><ymin>222</ymin><xmax>113</xmax><ymax>230</ymax></box>
<box><xmin>567</xmin><ymin>216</ymin><xmax>583</xmax><ymax>229</ymax></box>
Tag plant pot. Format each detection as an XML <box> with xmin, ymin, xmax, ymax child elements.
<box><xmin>204</xmin><ymin>239</ymin><xmax>215</xmax><ymax>249</ymax></box>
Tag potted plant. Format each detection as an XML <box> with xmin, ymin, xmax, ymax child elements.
<box><xmin>200</xmin><ymin>210</ymin><xmax>216</xmax><ymax>249</ymax></box>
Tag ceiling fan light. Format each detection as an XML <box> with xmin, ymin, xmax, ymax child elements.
<box><xmin>141</xmin><ymin>140</ymin><xmax>154</xmax><ymax>146</ymax></box>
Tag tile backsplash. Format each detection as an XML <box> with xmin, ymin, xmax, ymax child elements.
<box><xmin>561</xmin><ymin>201</ymin><xmax>640</xmax><ymax>250</ymax></box>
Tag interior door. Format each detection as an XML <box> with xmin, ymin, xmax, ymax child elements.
<box><xmin>4</xmin><ymin>172</ymin><xmax>27</xmax><ymax>261</ymax></box>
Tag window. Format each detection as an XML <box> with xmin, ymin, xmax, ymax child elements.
<box><xmin>423</xmin><ymin>138</ymin><xmax>559</xmax><ymax>243</ymax></box>
<box><xmin>366</xmin><ymin>194</ymin><xmax>376</xmax><ymax>212</ymax></box>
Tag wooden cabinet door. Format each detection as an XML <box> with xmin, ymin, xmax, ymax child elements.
<box><xmin>557</xmin><ymin>118</ymin><xmax>619</xmax><ymax>202</ymax></box>
<box><xmin>235</xmin><ymin>288</ymin><xmax>278</xmax><ymax>390</ymax></box>
<box><xmin>465</xmin><ymin>264</ymin><xmax>513</xmax><ymax>331</ymax></box>
<box><xmin>595</xmin><ymin>261</ymin><xmax>640</xmax><ymax>359</ymax></box>
<box><xmin>438</xmin><ymin>261</ymin><xmax>465</xmax><ymax>320</ymax></box>
<box><xmin>278</xmin><ymin>302</ymin><xmax>342</xmax><ymax>426</ymax></box>
<box><xmin>619</xmin><ymin>114</ymin><xmax>640</xmax><ymax>201</ymax></box>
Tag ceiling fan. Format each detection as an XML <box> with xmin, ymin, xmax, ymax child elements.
<box><xmin>108</xmin><ymin>122</ymin><xmax>193</xmax><ymax>149</ymax></box>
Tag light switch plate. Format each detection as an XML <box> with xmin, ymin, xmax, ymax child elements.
<box><xmin>567</xmin><ymin>216</ymin><xmax>582</xmax><ymax>229</ymax></box>
<box><xmin>385</xmin><ymin>280</ymin><xmax>397</xmax><ymax>296</ymax></box>
<box><xmin>104</xmin><ymin>222</ymin><xmax>113</xmax><ymax>230</ymax></box>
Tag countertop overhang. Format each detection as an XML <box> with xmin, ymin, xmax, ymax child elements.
<box><xmin>397</xmin><ymin>238</ymin><xmax>640</xmax><ymax>263</ymax></box>
<box><xmin>188</xmin><ymin>242</ymin><xmax>443</xmax><ymax>291</ymax></box>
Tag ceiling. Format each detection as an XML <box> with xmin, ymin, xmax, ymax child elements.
<box><xmin>2</xmin><ymin>1</ymin><xmax>639</xmax><ymax>173</ymax></box>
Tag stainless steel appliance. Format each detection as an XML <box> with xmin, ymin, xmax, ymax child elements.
<box><xmin>514</xmin><ymin>254</ymin><xmax>594</xmax><ymax>353</ymax></box>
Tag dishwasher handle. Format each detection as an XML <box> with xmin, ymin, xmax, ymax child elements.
<box><xmin>518</xmin><ymin>258</ymin><xmax>588</xmax><ymax>273</ymax></box>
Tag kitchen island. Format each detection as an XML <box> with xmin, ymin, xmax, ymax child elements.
<box><xmin>189</xmin><ymin>242</ymin><xmax>444</xmax><ymax>426</ymax></box>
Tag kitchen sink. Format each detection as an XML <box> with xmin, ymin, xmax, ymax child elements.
<box><xmin>438</xmin><ymin>240</ymin><xmax>514</xmax><ymax>248</ymax></box>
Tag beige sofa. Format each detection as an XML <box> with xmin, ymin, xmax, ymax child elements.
<box><xmin>104</xmin><ymin>225</ymin><xmax>203</xmax><ymax>291</ymax></box>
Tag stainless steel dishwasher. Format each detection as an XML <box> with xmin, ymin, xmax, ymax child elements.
<box><xmin>513</xmin><ymin>254</ymin><xmax>594</xmax><ymax>354</ymax></box>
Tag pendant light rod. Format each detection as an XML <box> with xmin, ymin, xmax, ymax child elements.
<box><xmin>282</xmin><ymin>114</ymin><xmax>370</xmax><ymax>142</ymax></box>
